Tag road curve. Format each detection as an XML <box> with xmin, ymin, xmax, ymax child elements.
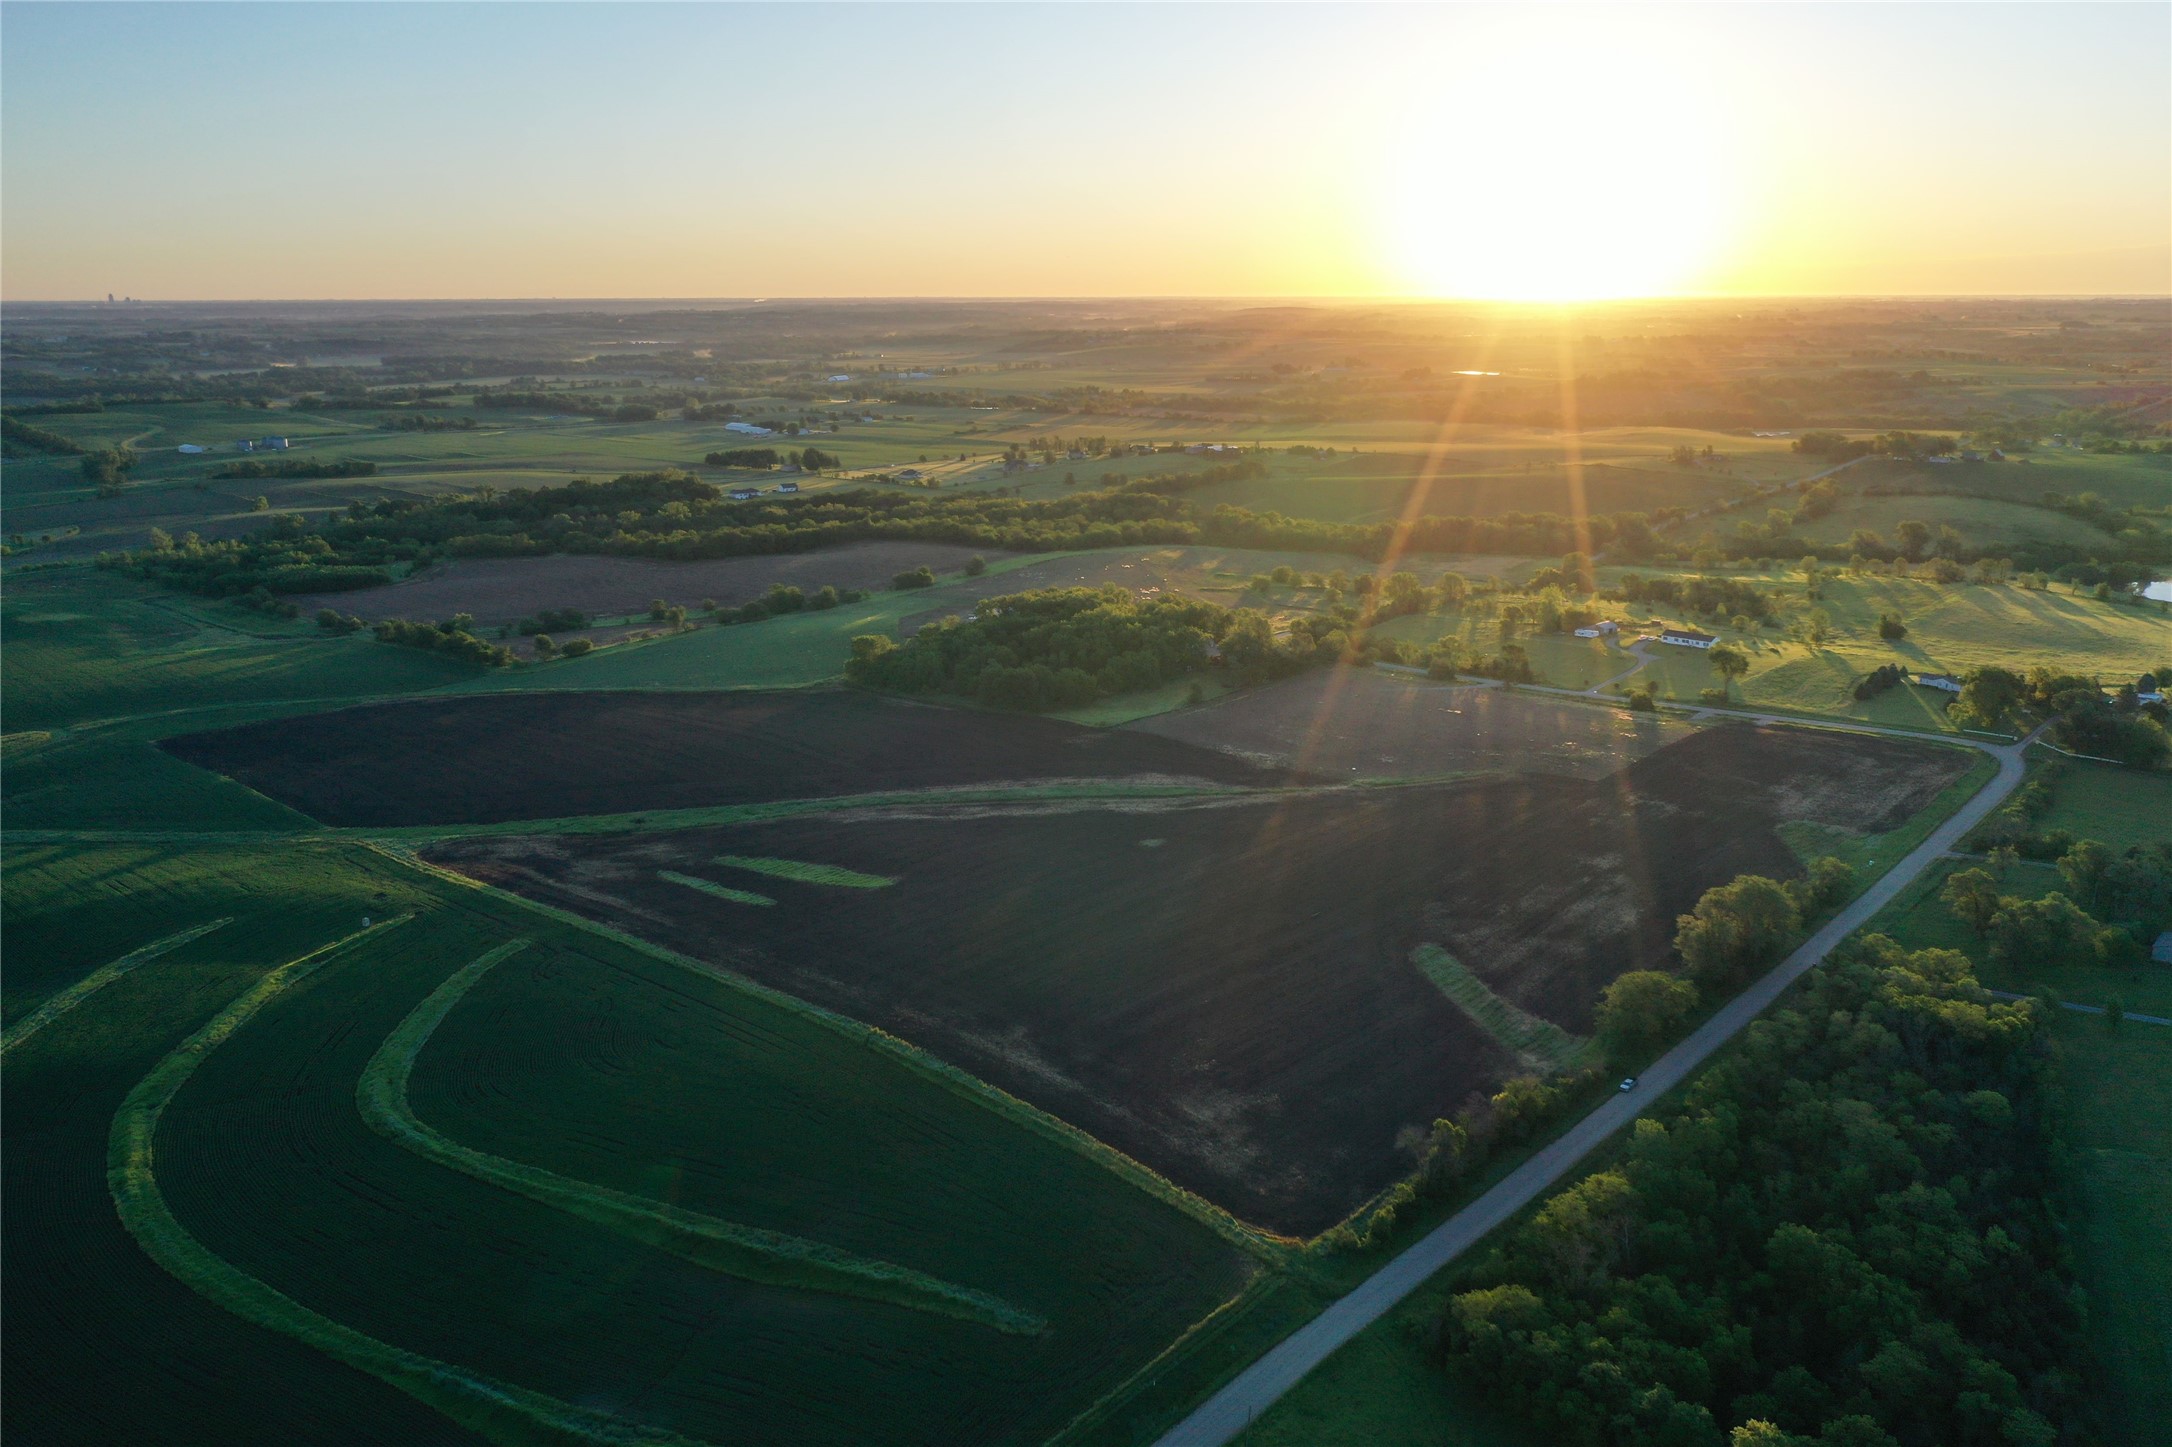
<box><xmin>1152</xmin><ymin>727</ymin><xmax>2032</xmax><ymax>1447</ymax></box>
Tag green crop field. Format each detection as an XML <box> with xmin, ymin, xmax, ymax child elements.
<box><xmin>2</xmin><ymin>838</ymin><xmax>1256</xmax><ymax>1446</ymax></box>
<box><xmin>2</xmin><ymin>568</ymin><xmax>470</xmax><ymax>733</ymax></box>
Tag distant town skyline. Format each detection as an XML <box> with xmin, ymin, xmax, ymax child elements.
<box><xmin>3</xmin><ymin>2</ymin><xmax>2165</xmax><ymax>300</ymax></box>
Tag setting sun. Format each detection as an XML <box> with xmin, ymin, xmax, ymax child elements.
<box><xmin>1377</xmin><ymin>19</ymin><xmax>1740</xmax><ymax>300</ymax></box>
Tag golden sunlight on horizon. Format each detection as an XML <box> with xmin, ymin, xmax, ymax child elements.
<box><xmin>1375</xmin><ymin>19</ymin><xmax>1741</xmax><ymax>301</ymax></box>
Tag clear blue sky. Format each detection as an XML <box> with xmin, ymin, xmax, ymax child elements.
<box><xmin>3</xmin><ymin>2</ymin><xmax>2165</xmax><ymax>298</ymax></box>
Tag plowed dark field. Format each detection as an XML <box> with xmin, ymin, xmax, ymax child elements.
<box><xmin>426</xmin><ymin>725</ymin><xmax>1973</xmax><ymax>1234</ymax></box>
<box><xmin>162</xmin><ymin>688</ymin><xmax>1290</xmax><ymax>826</ymax></box>
<box><xmin>288</xmin><ymin>542</ymin><xmax>1014</xmax><ymax>625</ymax></box>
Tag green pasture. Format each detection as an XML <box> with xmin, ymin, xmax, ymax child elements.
<box><xmin>2</xmin><ymin>837</ymin><xmax>1255</xmax><ymax>1446</ymax></box>
<box><xmin>2022</xmin><ymin>756</ymin><xmax>2172</xmax><ymax>853</ymax></box>
<box><xmin>2054</xmin><ymin>1014</ymin><xmax>2172</xmax><ymax>1447</ymax></box>
<box><xmin>1843</xmin><ymin>451</ymin><xmax>2172</xmax><ymax>510</ymax></box>
<box><xmin>1577</xmin><ymin>570</ymin><xmax>2170</xmax><ymax>720</ymax></box>
<box><xmin>1792</xmin><ymin>492</ymin><xmax>2119</xmax><ymax>553</ymax></box>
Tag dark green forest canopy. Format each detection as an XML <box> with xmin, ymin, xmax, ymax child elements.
<box><xmin>102</xmin><ymin>463</ymin><xmax>1658</xmax><ymax>598</ymax></box>
<box><xmin>1436</xmin><ymin>937</ymin><xmax>2085</xmax><ymax>1447</ymax></box>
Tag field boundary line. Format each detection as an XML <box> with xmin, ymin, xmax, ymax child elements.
<box><xmin>106</xmin><ymin>913</ymin><xmax>715</xmax><ymax>1447</ymax></box>
<box><xmin>358</xmin><ymin>939</ymin><xmax>1045</xmax><ymax>1333</ymax></box>
<box><xmin>371</xmin><ymin>842</ymin><xmax>1288</xmax><ymax>1261</ymax></box>
<box><xmin>3</xmin><ymin>917</ymin><xmax>233</xmax><ymax>1055</ymax></box>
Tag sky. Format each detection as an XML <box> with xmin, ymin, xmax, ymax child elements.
<box><xmin>2</xmin><ymin>2</ymin><xmax>2166</xmax><ymax>300</ymax></box>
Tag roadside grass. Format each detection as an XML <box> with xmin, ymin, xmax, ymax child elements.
<box><xmin>1411</xmin><ymin>944</ymin><xmax>1594</xmax><ymax>1076</ymax></box>
<box><xmin>1228</xmin><ymin>1293</ymin><xmax>1539</xmax><ymax>1447</ymax></box>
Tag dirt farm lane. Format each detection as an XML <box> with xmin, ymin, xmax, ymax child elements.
<box><xmin>1153</xmin><ymin>722</ymin><xmax>2036</xmax><ymax>1447</ymax></box>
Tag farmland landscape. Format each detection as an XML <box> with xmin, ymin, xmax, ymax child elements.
<box><xmin>5</xmin><ymin>4</ymin><xmax>2170</xmax><ymax>1447</ymax></box>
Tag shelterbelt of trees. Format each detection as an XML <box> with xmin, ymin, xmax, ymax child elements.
<box><xmin>101</xmin><ymin>464</ymin><xmax>1663</xmax><ymax>598</ymax></box>
<box><xmin>1437</xmin><ymin>937</ymin><xmax>2085</xmax><ymax>1447</ymax></box>
<box><xmin>845</xmin><ymin>586</ymin><xmax>1318</xmax><ymax>710</ymax></box>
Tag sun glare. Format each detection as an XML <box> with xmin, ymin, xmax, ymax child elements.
<box><xmin>1378</xmin><ymin>19</ymin><xmax>1740</xmax><ymax>301</ymax></box>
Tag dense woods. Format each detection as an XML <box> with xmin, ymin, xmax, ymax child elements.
<box><xmin>1435</xmin><ymin>936</ymin><xmax>2083</xmax><ymax>1447</ymax></box>
<box><xmin>844</xmin><ymin>585</ymin><xmax>1315</xmax><ymax>709</ymax></box>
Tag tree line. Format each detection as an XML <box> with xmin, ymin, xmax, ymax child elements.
<box><xmin>211</xmin><ymin>458</ymin><xmax>377</xmax><ymax>480</ymax></box>
<box><xmin>102</xmin><ymin>464</ymin><xmax>1671</xmax><ymax>601</ymax></box>
<box><xmin>844</xmin><ymin>585</ymin><xmax>1315</xmax><ymax>711</ymax></box>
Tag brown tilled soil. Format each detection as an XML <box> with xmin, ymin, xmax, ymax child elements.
<box><xmin>289</xmin><ymin>542</ymin><xmax>1014</xmax><ymax>624</ymax></box>
<box><xmin>1127</xmin><ymin>667</ymin><xmax>1698</xmax><ymax>780</ymax></box>
<box><xmin>161</xmin><ymin>688</ymin><xmax>1292</xmax><ymax>827</ymax></box>
<box><xmin>423</xmin><ymin>722</ymin><xmax>1973</xmax><ymax>1233</ymax></box>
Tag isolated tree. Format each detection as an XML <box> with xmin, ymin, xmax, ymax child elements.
<box><xmin>1708</xmin><ymin>643</ymin><xmax>1750</xmax><ymax>692</ymax></box>
<box><xmin>1878</xmin><ymin>611</ymin><xmax>1907</xmax><ymax>640</ymax></box>
<box><xmin>1596</xmin><ymin>971</ymin><xmax>1699</xmax><ymax>1054</ymax></box>
<box><xmin>2056</xmin><ymin>839</ymin><xmax>2112</xmax><ymax>914</ymax></box>
<box><xmin>1675</xmin><ymin>875</ymin><xmax>1801</xmax><ymax>986</ymax></box>
<box><xmin>1800</xmin><ymin>608</ymin><xmax>1833</xmax><ymax>650</ymax></box>
<box><xmin>531</xmin><ymin>633</ymin><xmax>556</xmax><ymax>657</ymax></box>
<box><xmin>1940</xmin><ymin>867</ymin><xmax>2002</xmax><ymax>936</ymax></box>
<box><xmin>1895</xmin><ymin>519</ymin><xmax>1932</xmax><ymax>561</ymax></box>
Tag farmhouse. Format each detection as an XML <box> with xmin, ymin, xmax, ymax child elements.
<box><xmin>1660</xmin><ymin>626</ymin><xmax>1717</xmax><ymax>649</ymax></box>
<box><xmin>259</xmin><ymin>436</ymin><xmax>290</xmax><ymax>451</ymax></box>
<box><xmin>777</xmin><ymin>481</ymin><xmax>800</xmax><ymax>493</ymax></box>
<box><xmin>729</xmin><ymin>487</ymin><xmax>761</xmax><ymax>501</ymax></box>
<box><xmin>1573</xmin><ymin>620</ymin><xmax>1622</xmax><ymax>639</ymax></box>
<box><xmin>1915</xmin><ymin>673</ymin><xmax>1963</xmax><ymax>693</ymax></box>
<box><xmin>724</xmin><ymin>421</ymin><xmax>774</xmax><ymax>436</ymax></box>
<box><xmin>895</xmin><ymin>468</ymin><xmax>924</xmax><ymax>481</ymax></box>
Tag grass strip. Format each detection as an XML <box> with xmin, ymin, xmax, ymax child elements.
<box><xmin>3</xmin><ymin>917</ymin><xmax>233</xmax><ymax>1054</ymax></box>
<box><xmin>351</xmin><ymin>780</ymin><xmax>1277</xmax><ymax>844</ymax></box>
<box><xmin>1411</xmin><ymin>944</ymin><xmax>1595</xmax><ymax>1076</ymax></box>
<box><xmin>380</xmin><ymin>842</ymin><xmax>1284</xmax><ymax>1262</ymax></box>
<box><xmin>107</xmin><ymin>917</ymin><xmax>705</xmax><ymax>1447</ymax></box>
<box><xmin>358</xmin><ymin>941</ymin><xmax>1045</xmax><ymax>1335</ymax></box>
<box><xmin>712</xmin><ymin>855</ymin><xmax>897</xmax><ymax>889</ymax></box>
<box><xmin>657</xmin><ymin>871</ymin><xmax>775</xmax><ymax>907</ymax></box>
